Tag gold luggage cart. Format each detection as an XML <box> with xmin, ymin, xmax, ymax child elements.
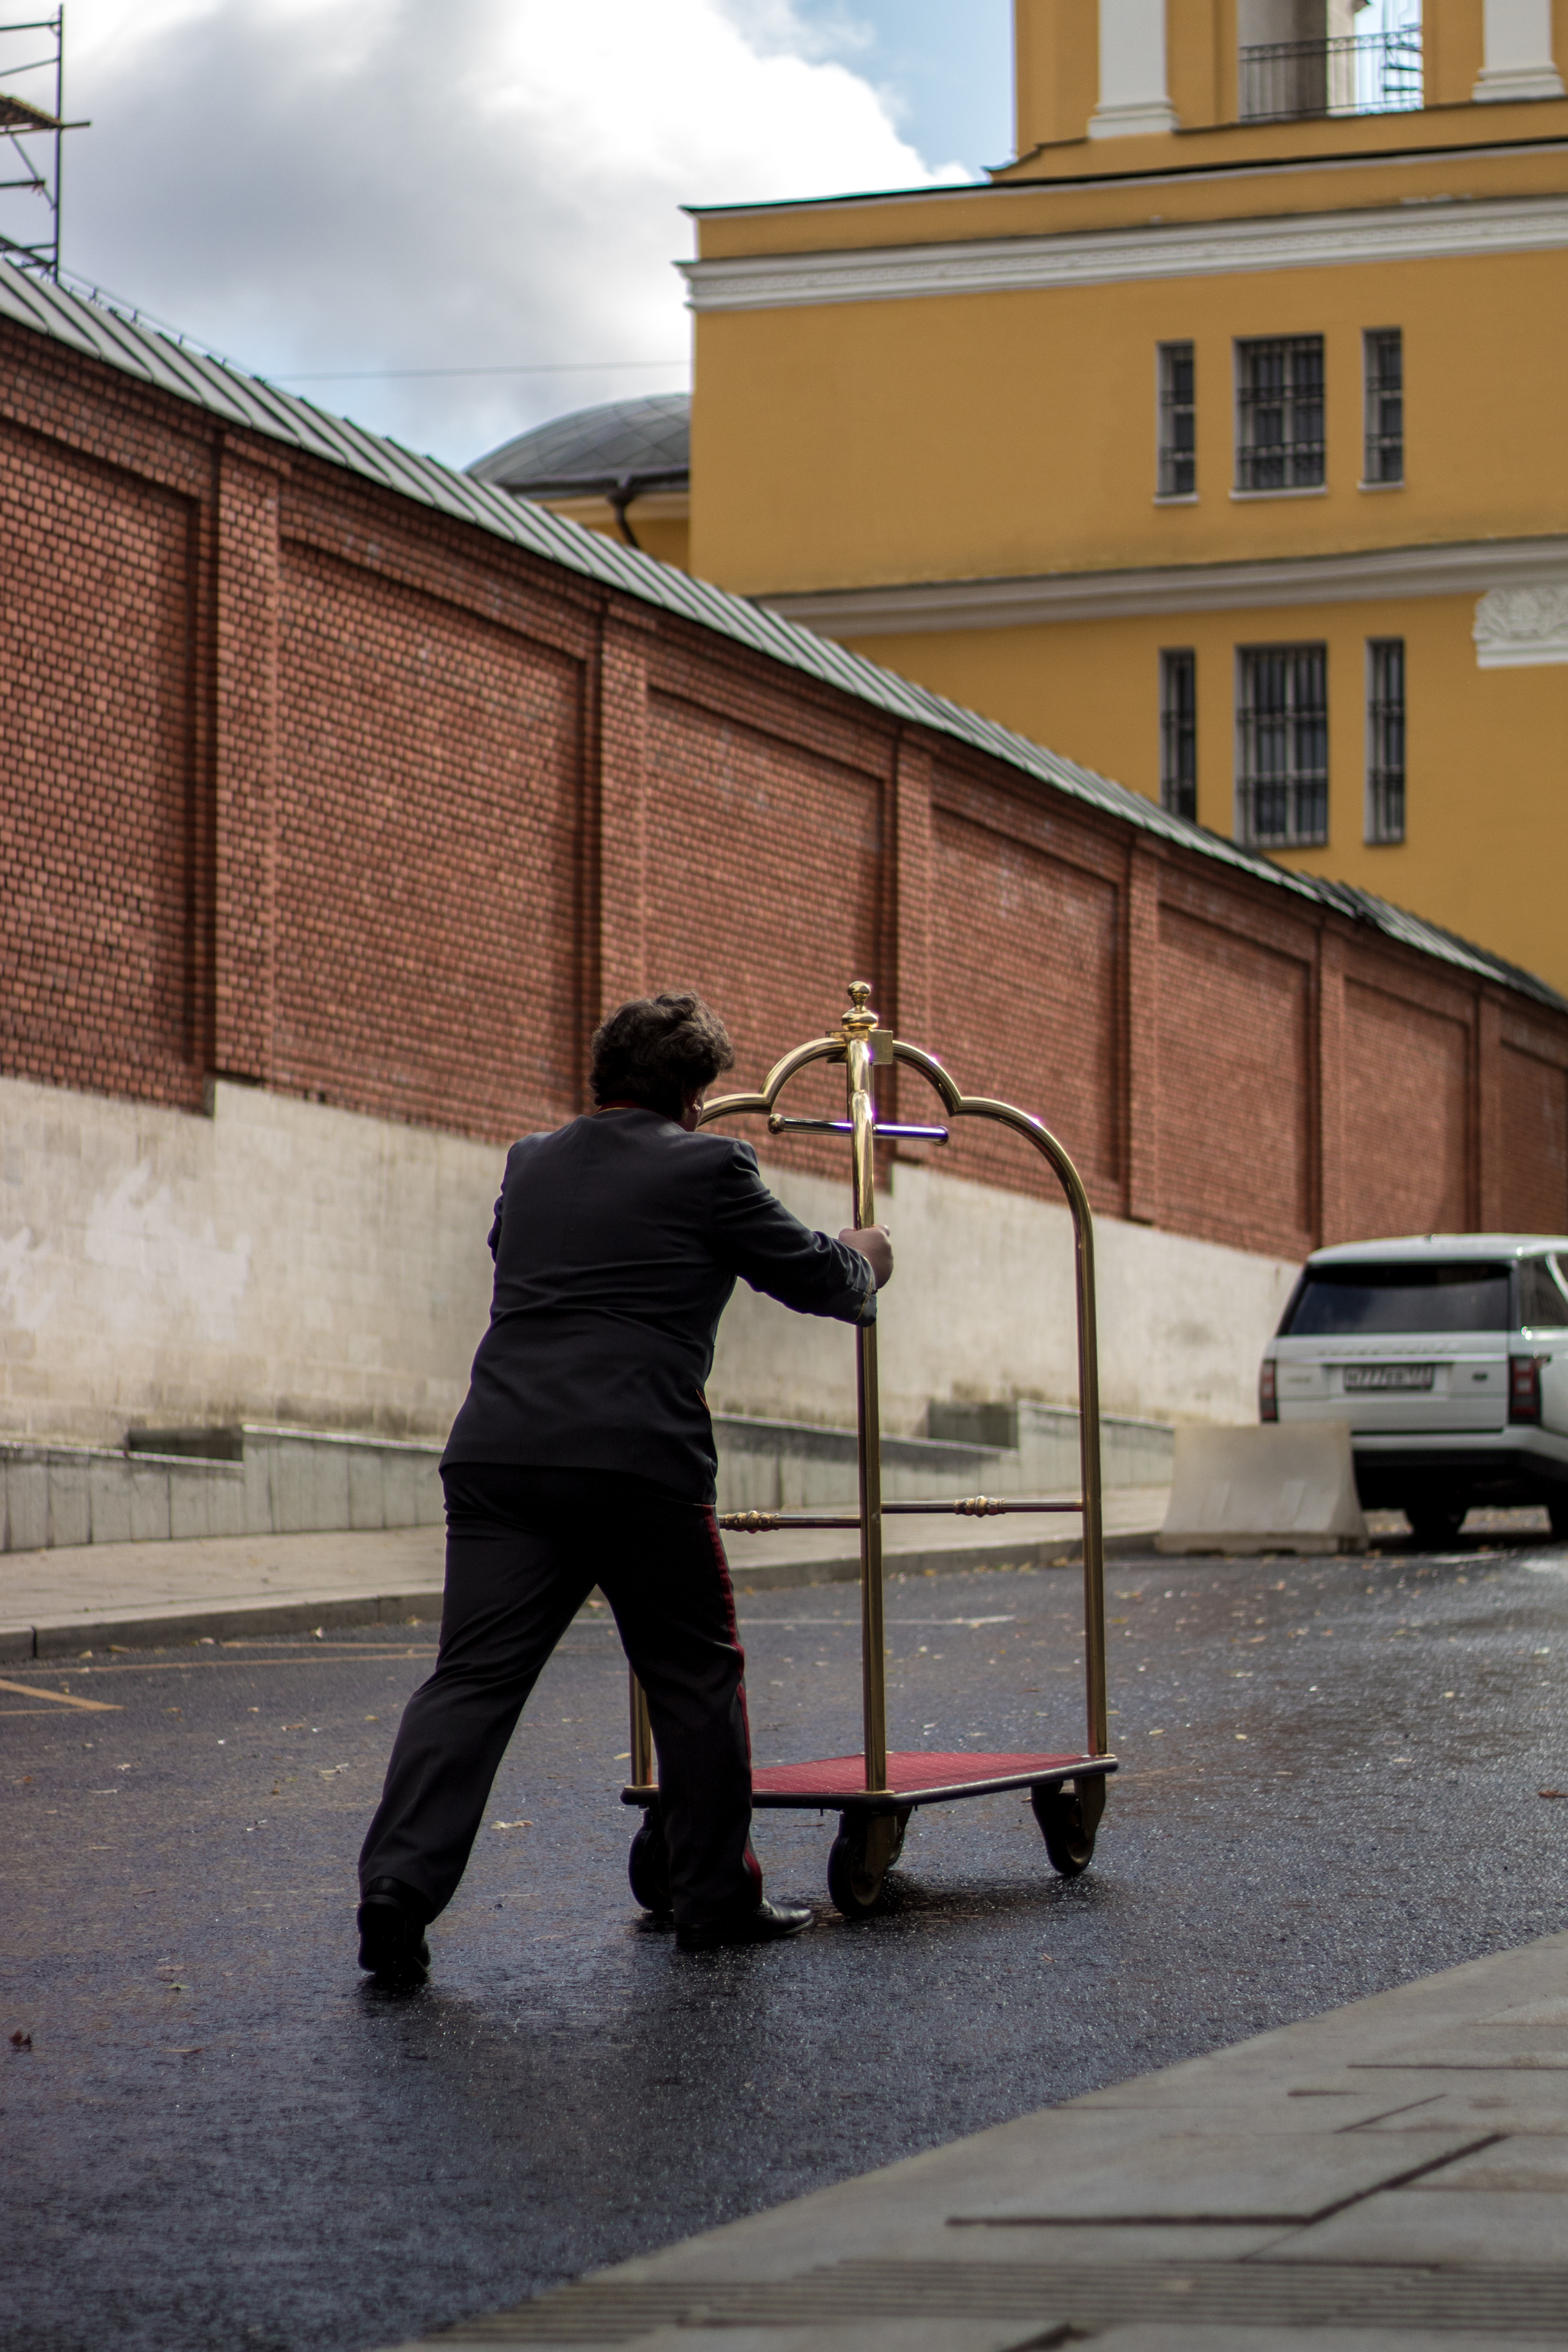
<box><xmin>622</xmin><ymin>982</ymin><xmax>1116</xmax><ymax>1919</ymax></box>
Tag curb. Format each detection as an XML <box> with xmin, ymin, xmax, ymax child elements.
<box><xmin>0</xmin><ymin>1527</ymin><xmax>1165</xmax><ymax>1658</ymax></box>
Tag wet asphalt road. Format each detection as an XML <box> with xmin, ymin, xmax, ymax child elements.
<box><xmin>5</xmin><ymin>1534</ymin><xmax>1568</xmax><ymax>2352</ymax></box>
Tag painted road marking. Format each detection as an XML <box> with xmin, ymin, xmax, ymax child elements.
<box><xmin>0</xmin><ymin>1677</ymin><xmax>120</xmax><ymax>1712</ymax></box>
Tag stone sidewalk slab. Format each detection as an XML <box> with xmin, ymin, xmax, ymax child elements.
<box><xmin>377</xmin><ymin>1931</ymin><xmax>1568</xmax><ymax>2350</ymax></box>
<box><xmin>0</xmin><ymin>1489</ymin><xmax>1169</xmax><ymax>1658</ymax></box>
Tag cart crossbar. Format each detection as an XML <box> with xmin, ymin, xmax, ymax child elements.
<box><xmin>719</xmin><ymin>1496</ymin><xmax>1083</xmax><ymax>1532</ymax></box>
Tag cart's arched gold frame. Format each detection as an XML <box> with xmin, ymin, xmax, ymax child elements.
<box><xmin>627</xmin><ymin>982</ymin><xmax>1112</xmax><ymax>1832</ymax></box>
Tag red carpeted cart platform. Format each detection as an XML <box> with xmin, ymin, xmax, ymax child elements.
<box><xmin>621</xmin><ymin>982</ymin><xmax>1116</xmax><ymax>1920</ymax></box>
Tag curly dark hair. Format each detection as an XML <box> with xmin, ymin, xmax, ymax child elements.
<box><xmin>589</xmin><ymin>991</ymin><xmax>735</xmax><ymax>1119</ymax></box>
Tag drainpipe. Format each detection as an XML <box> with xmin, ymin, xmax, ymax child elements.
<box><xmin>607</xmin><ymin>475</ymin><xmax>641</xmax><ymax>550</ymax></box>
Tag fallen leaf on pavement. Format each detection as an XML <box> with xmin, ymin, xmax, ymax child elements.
<box><xmin>1540</xmin><ymin>1788</ymin><xmax>1567</xmax><ymax>1799</ymax></box>
<box><xmin>9</xmin><ymin>2030</ymin><xmax>31</xmax><ymax>2049</ymax></box>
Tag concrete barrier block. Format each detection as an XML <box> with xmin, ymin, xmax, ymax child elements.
<box><xmin>378</xmin><ymin>1449</ymin><xmax>420</xmax><ymax>1528</ymax></box>
<box><xmin>413</xmin><ymin>1459</ymin><xmax>444</xmax><ymax>1526</ymax></box>
<box><xmin>1157</xmin><ymin>1423</ymin><xmax>1367</xmax><ymax>1555</ymax></box>
<box><xmin>47</xmin><ymin>1459</ymin><xmax>91</xmax><ymax>1550</ymax></box>
<box><xmin>126</xmin><ymin>1462</ymin><xmax>173</xmax><ymax>1543</ymax></box>
<box><xmin>348</xmin><ymin>1449</ymin><xmax>385</xmax><ymax>1530</ymax></box>
<box><xmin>270</xmin><ymin>1437</ymin><xmax>351</xmax><ymax>1534</ymax></box>
<box><xmin>87</xmin><ymin>1457</ymin><xmax>134</xmax><ymax>1545</ymax></box>
<box><xmin>206</xmin><ymin>1469</ymin><xmax>249</xmax><ymax>1539</ymax></box>
<box><xmin>241</xmin><ymin>1443</ymin><xmax>274</xmax><ymax>1535</ymax></box>
<box><xmin>4</xmin><ymin>1460</ymin><xmax>48</xmax><ymax>1553</ymax></box>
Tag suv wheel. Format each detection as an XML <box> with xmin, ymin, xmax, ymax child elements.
<box><xmin>1406</xmin><ymin>1495</ymin><xmax>1468</xmax><ymax>1549</ymax></box>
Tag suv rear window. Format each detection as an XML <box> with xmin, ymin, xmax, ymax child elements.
<box><xmin>1517</xmin><ymin>1254</ymin><xmax>1568</xmax><ymax>1328</ymax></box>
<box><xmin>1281</xmin><ymin>1261</ymin><xmax>1510</xmax><ymax>1337</ymax></box>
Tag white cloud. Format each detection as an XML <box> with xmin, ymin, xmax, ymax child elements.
<box><xmin>54</xmin><ymin>0</ymin><xmax>963</xmax><ymax>464</ymax></box>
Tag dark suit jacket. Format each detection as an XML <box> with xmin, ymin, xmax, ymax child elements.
<box><xmin>442</xmin><ymin>1107</ymin><xmax>876</xmax><ymax>1501</ymax></box>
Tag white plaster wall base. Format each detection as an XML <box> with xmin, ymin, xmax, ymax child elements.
<box><xmin>710</xmin><ymin>1156</ymin><xmax>1300</xmax><ymax>1435</ymax></box>
<box><xmin>0</xmin><ymin>1076</ymin><xmax>1297</xmax><ymax>1447</ymax></box>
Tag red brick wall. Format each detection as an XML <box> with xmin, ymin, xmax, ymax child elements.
<box><xmin>929</xmin><ymin>805</ymin><xmax>1122</xmax><ymax>1212</ymax></box>
<box><xmin>1342</xmin><ymin>979</ymin><xmax>1470</xmax><ymax>1237</ymax></box>
<box><xmin>1</xmin><ymin>421</ymin><xmax>199</xmax><ymax>1106</ymax></box>
<box><xmin>1498</xmin><ymin>1044</ymin><xmax>1568</xmax><ymax>1233</ymax></box>
<box><xmin>8</xmin><ymin>314</ymin><xmax>1568</xmax><ymax>1267</ymax></box>
<box><xmin>1155</xmin><ymin>900</ymin><xmax>1312</xmax><ymax>1259</ymax></box>
<box><xmin>276</xmin><ymin>542</ymin><xmax>584</xmax><ymax>1133</ymax></box>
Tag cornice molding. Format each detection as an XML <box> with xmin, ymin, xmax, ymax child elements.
<box><xmin>755</xmin><ymin>537</ymin><xmax>1568</xmax><ymax>636</ymax></box>
<box><xmin>681</xmin><ymin>194</ymin><xmax>1568</xmax><ymax>312</ymax></box>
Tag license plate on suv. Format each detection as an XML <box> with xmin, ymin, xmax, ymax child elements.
<box><xmin>1342</xmin><ymin>1364</ymin><xmax>1436</xmax><ymax>1392</ymax></box>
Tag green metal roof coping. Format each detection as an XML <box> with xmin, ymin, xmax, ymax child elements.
<box><xmin>3</xmin><ymin>256</ymin><xmax>1559</xmax><ymax>1018</ymax></box>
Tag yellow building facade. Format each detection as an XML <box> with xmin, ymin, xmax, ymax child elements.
<box><xmin>680</xmin><ymin>0</ymin><xmax>1568</xmax><ymax>990</ymax></box>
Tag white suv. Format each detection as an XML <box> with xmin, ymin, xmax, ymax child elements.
<box><xmin>1259</xmin><ymin>1233</ymin><xmax>1568</xmax><ymax>1547</ymax></box>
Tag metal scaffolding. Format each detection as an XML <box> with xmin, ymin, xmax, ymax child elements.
<box><xmin>1</xmin><ymin>11</ymin><xmax>87</xmax><ymax>279</ymax></box>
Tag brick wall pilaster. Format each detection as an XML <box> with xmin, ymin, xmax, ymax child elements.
<box><xmin>594</xmin><ymin>606</ymin><xmax>653</xmax><ymax>1021</ymax></box>
<box><xmin>1476</xmin><ymin>989</ymin><xmax>1505</xmax><ymax>1227</ymax></box>
<box><xmin>213</xmin><ymin>440</ymin><xmax>283</xmax><ymax>1083</ymax></box>
<box><xmin>892</xmin><ymin>734</ymin><xmax>933</xmax><ymax>1046</ymax></box>
<box><xmin>1317</xmin><ymin>927</ymin><xmax>1347</xmax><ymax>1246</ymax></box>
<box><xmin>1125</xmin><ymin>842</ymin><xmax>1161</xmax><ymax>1223</ymax></box>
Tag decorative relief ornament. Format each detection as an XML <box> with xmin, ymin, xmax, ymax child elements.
<box><xmin>1474</xmin><ymin>583</ymin><xmax>1568</xmax><ymax>668</ymax></box>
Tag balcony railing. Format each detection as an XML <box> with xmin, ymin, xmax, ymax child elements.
<box><xmin>1238</xmin><ymin>29</ymin><xmax>1423</xmax><ymax>123</ymax></box>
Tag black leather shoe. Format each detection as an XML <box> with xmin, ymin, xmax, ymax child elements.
<box><xmin>675</xmin><ymin>1898</ymin><xmax>813</xmax><ymax>1953</ymax></box>
<box><xmin>357</xmin><ymin>1877</ymin><xmax>431</xmax><ymax>1984</ymax></box>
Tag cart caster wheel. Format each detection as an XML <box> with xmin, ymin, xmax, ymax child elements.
<box><xmin>628</xmin><ymin>1805</ymin><xmax>671</xmax><ymax>1918</ymax></box>
<box><xmin>1031</xmin><ymin>1782</ymin><xmax>1096</xmax><ymax>1879</ymax></box>
<box><xmin>827</xmin><ymin>1809</ymin><xmax>908</xmax><ymax>1919</ymax></box>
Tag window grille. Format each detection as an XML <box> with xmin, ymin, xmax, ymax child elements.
<box><xmin>1364</xmin><ymin>329</ymin><xmax>1403</xmax><ymax>484</ymax></box>
<box><xmin>1237</xmin><ymin>645</ymin><xmax>1328</xmax><ymax>847</ymax></box>
<box><xmin>1157</xmin><ymin>342</ymin><xmax>1195</xmax><ymax>498</ymax></box>
<box><xmin>1236</xmin><ymin>336</ymin><xmax>1325</xmax><ymax>492</ymax></box>
<box><xmin>1160</xmin><ymin>650</ymin><xmax>1197</xmax><ymax>821</ymax></box>
<box><xmin>1237</xmin><ymin>28</ymin><xmax>1423</xmax><ymax>123</ymax></box>
<box><xmin>1367</xmin><ymin>638</ymin><xmax>1405</xmax><ymax>844</ymax></box>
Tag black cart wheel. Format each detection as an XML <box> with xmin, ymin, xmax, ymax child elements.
<box><xmin>1031</xmin><ymin>1782</ymin><xmax>1096</xmax><ymax>1878</ymax></box>
<box><xmin>1406</xmin><ymin>1494</ymin><xmax>1467</xmax><ymax>1549</ymax></box>
<box><xmin>826</xmin><ymin>1809</ymin><xmax>908</xmax><ymax>1919</ymax></box>
<box><xmin>628</xmin><ymin>1805</ymin><xmax>671</xmax><ymax>1917</ymax></box>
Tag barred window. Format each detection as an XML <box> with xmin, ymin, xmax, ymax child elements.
<box><xmin>1237</xmin><ymin>645</ymin><xmax>1328</xmax><ymax>847</ymax></box>
<box><xmin>1367</xmin><ymin>638</ymin><xmax>1405</xmax><ymax>844</ymax></box>
<box><xmin>1364</xmin><ymin>328</ymin><xmax>1403</xmax><ymax>485</ymax></box>
<box><xmin>1236</xmin><ymin>335</ymin><xmax>1325</xmax><ymax>492</ymax></box>
<box><xmin>1157</xmin><ymin>341</ymin><xmax>1196</xmax><ymax>498</ymax></box>
<box><xmin>1160</xmin><ymin>649</ymin><xmax>1197</xmax><ymax>820</ymax></box>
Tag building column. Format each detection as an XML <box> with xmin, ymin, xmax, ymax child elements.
<box><xmin>1473</xmin><ymin>0</ymin><xmax>1564</xmax><ymax>100</ymax></box>
<box><xmin>213</xmin><ymin>439</ymin><xmax>283</xmax><ymax>1086</ymax></box>
<box><xmin>1089</xmin><ymin>0</ymin><xmax>1180</xmax><ymax>136</ymax></box>
<box><xmin>593</xmin><ymin>606</ymin><xmax>655</xmax><ymax>1021</ymax></box>
<box><xmin>1125</xmin><ymin>842</ymin><xmax>1161</xmax><ymax>1223</ymax></box>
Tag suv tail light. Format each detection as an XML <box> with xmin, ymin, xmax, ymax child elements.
<box><xmin>1510</xmin><ymin>1354</ymin><xmax>1547</xmax><ymax>1423</ymax></box>
<box><xmin>1259</xmin><ymin>1358</ymin><xmax>1277</xmax><ymax>1423</ymax></box>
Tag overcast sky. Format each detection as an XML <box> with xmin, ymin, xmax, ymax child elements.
<box><xmin>3</xmin><ymin>1</ymin><xmax>1010</xmax><ymax>468</ymax></box>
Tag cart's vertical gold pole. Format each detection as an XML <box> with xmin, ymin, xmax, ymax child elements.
<box><xmin>629</xmin><ymin>1672</ymin><xmax>654</xmax><ymax>1789</ymax></box>
<box><xmin>843</xmin><ymin>985</ymin><xmax>889</xmax><ymax>1795</ymax></box>
<box><xmin>1071</xmin><ymin>1204</ymin><xmax>1109</xmax><ymax>1761</ymax></box>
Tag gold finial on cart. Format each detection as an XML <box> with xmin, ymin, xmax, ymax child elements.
<box><xmin>841</xmin><ymin>979</ymin><xmax>877</xmax><ymax>1035</ymax></box>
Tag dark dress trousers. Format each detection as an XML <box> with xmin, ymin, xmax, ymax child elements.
<box><xmin>358</xmin><ymin>1107</ymin><xmax>875</xmax><ymax>1929</ymax></box>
